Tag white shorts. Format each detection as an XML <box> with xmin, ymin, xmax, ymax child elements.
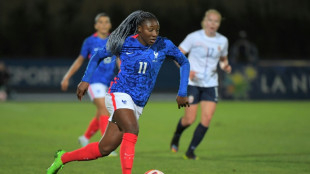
<box><xmin>87</xmin><ymin>83</ymin><xmax>108</xmax><ymax>101</ymax></box>
<box><xmin>105</xmin><ymin>92</ymin><xmax>144</xmax><ymax>122</ymax></box>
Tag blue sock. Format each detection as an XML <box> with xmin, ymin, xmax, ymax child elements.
<box><xmin>175</xmin><ymin>118</ymin><xmax>188</xmax><ymax>136</ymax></box>
<box><xmin>187</xmin><ymin>123</ymin><xmax>208</xmax><ymax>153</ymax></box>
<box><xmin>171</xmin><ymin>118</ymin><xmax>189</xmax><ymax>146</ymax></box>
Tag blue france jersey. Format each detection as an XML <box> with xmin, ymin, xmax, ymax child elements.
<box><xmin>82</xmin><ymin>35</ymin><xmax>190</xmax><ymax>107</ymax></box>
<box><xmin>80</xmin><ymin>33</ymin><xmax>116</xmax><ymax>86</ymax></box>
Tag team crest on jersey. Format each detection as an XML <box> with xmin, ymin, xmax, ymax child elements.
<box><xmin>153</xmin><ymin>51</ymin><xmax>159</xmax><ymax>62</ymax></box>
<box><xmin>104</xmin><ymin>57</ymin><xmax>112</xmax><ymax>64</ymax></box>
<box><xmin>126</xmin><ymin>52</ymin><xmax>134</xmax><ymax>55</ymax></box>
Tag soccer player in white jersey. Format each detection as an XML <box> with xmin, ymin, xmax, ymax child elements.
<box><xmin>170</xmin><ymin>9</ymin><xmax>232</xmax><ymax>160</ymax></box>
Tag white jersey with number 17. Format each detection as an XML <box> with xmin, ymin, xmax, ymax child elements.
<box><xmin>179</xmin><ymin>29</ymin><xmax>228</xmax><ymax>87</ymax></box>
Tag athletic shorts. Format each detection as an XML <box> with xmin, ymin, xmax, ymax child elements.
<box><xmin>105</xmin><ymin>92</ymin><xmax>143</xmax><ymax>122</ymax></box>
<box><xmin>87</xmin><ymin>83</ymin><xmax>108</xmax><ymax>101</ymax></box>
<box><xmin>187</xmin><ymin>85</ymin><xmax>218</xmax><ymax>104</ymax></box>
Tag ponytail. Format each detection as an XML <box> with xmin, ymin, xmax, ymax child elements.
<box><xmin>107</xmin><ymin>10</ymin><xmax>158</xmax><ymax>56</ymax></box>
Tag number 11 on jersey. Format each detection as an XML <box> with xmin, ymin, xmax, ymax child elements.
<box><xmin>138</xmin><ymin>62</ymin><xmax>147</xmax><ymax>74</ymax></box>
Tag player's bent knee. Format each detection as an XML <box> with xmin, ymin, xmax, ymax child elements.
<box><xmin>98</xmin><ymin>142</ymin><xmax>116</xmax><ymax>156</ymax></box>
<box><xmin>183</xmin><ymin>117</ymin><xmax>196</xmax><ymax>125</ymax></box>
<box><xmin>123</xmin><ymin>127</ymin><xmax>139</xmax><ymax>135</ymax></box>
<box><xmin>201</xmin><ymin>118</ymin><xmax>212</xmax><ymax>127</ymax></box>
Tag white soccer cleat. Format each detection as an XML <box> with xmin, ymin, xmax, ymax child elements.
<box><xmin>108</xmin><ymin>151</ymin><xmax>118</xmax><ymax>157</ymax></box>
<box><xmin>78</xmin><ymin>135</ymin><xmax>89</xmax><ymax>147</ymax></box>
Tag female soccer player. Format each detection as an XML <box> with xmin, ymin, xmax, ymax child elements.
<box><xmin>170</xmin><ymin>9</ymin><xmax>232</xmax><ymax>160</ymax></box>
<box><xmin>47</xmin><ymin>10</ymin><xmax>190</xmax><ymax>174</ymax></box>
<box><xmin>60</xmin><ymin>13</ymin><xmax>118</xmax><ymax>148</ymax></box>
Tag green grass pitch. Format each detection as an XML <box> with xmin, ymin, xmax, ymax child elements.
<box><xmin>1</xmin><ymin>101</ymin><xmax>310</xmax><ymax>174</ymax></box>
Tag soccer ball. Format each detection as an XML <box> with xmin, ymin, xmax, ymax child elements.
<box><xmin>144</xmin><ymin>169</ymin><xmax>164</xmax><ymax>174</ymax></box>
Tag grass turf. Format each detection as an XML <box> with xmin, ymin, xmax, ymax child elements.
<box><xmin>0</xmin><ymin>101</ymin><xmax>310</xmax><ymax>174</ymax></box>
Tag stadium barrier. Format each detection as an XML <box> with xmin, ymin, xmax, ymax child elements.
<box><xmin>2</xmin><ymin>58</ymin><xmax>180</xmax><ymax>93</ymax></box>
<box><xmin>220</xmin><ymin>61</ymin><xmax>310</xmax><ymax>100</ymax></box>
<box><xmin>3</xmin><ymin>59</ymin><xmax>310</xmax><ymax>99</ymax></box>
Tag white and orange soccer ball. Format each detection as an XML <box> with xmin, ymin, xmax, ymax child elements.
<box><xmin>144</xmin><ymin>169</ymin><xmax>164</xmax><ymax>174</ymax></box>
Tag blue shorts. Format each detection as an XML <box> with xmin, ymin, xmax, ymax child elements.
<box><xmin>187</xmin><ymin>85</ymin><xmax>218</xmax><ymax>104</ymax></box>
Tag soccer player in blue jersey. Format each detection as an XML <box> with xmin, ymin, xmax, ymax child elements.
<box><xmin>60</xmin><ymin>13</ymin><xmax>118</xmax><ymax>149</ymax></box>
<box><xmin>47</xmin><ymin>10</ymin><xmax>190</xmax><ymax>174</ymax></box>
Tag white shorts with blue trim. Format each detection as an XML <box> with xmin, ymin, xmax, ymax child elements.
<box><xmin>87</xmin><ymin>83</ymin><xmax>108</xmax><ymax>101</ymax></box>
<box><xmin>105</xmin><ymin>92</ymin><xmax>143</xmax><ymax>122</ymax></box>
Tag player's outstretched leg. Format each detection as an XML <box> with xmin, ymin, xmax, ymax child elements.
<box><xmin>47</xmin><ymin>150</ymin><xmax>66</xmax><ymax>174</ymax></box>
<box><xmin>46</xmin><ymin>142</ymin><xmax>103</xmax><ymax>173</ymax></box>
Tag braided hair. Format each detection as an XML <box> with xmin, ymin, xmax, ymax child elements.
<box><xmin>106</xmin><ymin>10</ymin><xmax>158</xmax><ymax>56</ymax></box>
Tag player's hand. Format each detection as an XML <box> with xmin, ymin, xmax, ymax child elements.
<box><xmin>189</xmin><ymin>71</ymin><xmax>196</xmax><ymax>80</ymax></box>
<box><xmin>76</xmin><ymin>81</ymin><xmax>89</xmax><ymax>101</ymax></box>
<box><xmin>224</xmin><ymin>65</ymin><xmax>232</xmax><ymax>74</ymax></box>
<box><xmin>176</xmin><ymin>96</ymin><xmax>190</xmax><ymax>109</ymax></box>
<box><xmin>61</xmin><ymin>78</ymin><xmax>69</xmax><ymax>91</ymax></box>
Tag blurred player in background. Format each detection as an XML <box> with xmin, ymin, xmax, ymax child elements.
<box><xmin>170</xmin><ymin>9</ymin><xmax>232</xmax><ymax>160</ymax></box>
<box><xmin>0</xmin><ymin>61</ymin><xmax>10</xmax><ymax>101</ymax></box>
<box><xmin>47</xmin><ymin>10</ymin><xmax>190</xmax><ymax>174</ymax></box>
<box><xmin>60</xmin><ymin>13</ymin><xmax>118</xmax><ymax>154</ymax></box>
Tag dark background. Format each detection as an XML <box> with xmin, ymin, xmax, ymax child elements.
<box><xmin>1</xmin><ymin>0</ymin><xmax>310</xmax><ymax>60</ymax></box>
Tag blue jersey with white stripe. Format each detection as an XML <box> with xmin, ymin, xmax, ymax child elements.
<box><xmin>80</xmin><ymin>33</ymin><xmax>116</xmax><ymax>86</ymax></box>
<box><xmin>82</xmin><ymin>35</ymin><xmax>190</xmax><ymax>107</ymax></box>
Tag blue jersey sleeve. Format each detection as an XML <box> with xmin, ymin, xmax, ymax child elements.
<box><xmin>82</xmin><ymin>47</ymin><xmax>112</xmax><ymax>82</ymax></box>
<box><xmin>164</xmin><ymin>39</ymin><xmax>190</xmax><ymax>97</ymax></box>
<box><xmin>80</xmin><ymin>38</ymin><xmax>90</xmax><ymax>59</ymax></box>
